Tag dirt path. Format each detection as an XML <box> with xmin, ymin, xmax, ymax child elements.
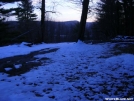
<box><xmin>0</xmin><ymin>48</ymin><xmax>59</xmax><ymax>76</ymax></box>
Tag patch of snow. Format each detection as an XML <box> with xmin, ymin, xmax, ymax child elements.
<box><xmin>14</xmin><ymin>64</ymin><xmax>22</xmax><ymax>69</ymax></box>
<box><xmin>77</xmin><ymin>40</ymin><xmax>84</xmax><ymax>44</ymax></box>
<box><xmin>0</xmin><ymin>42</ymin><xmax>74</xmax><ymax>59</ymax></box>
<box><xmin>4</xmin><ymin>67</ymin><xmax>12</xmax><ymax>71</ymax></box>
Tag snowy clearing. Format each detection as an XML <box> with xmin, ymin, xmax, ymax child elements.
<box><xmin>0</xmin><ymin>41</ymin><xmax>134</xmax><ymax>101</ymax></box>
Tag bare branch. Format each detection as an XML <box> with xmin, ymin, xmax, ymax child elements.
<box><xmin>45</xmin><ymin>11</ymin><xmax>56</xmax><ymax>13</ymax></box>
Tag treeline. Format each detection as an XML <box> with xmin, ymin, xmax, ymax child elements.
<box><xmin>1</xmin><ymin>0</ymin><xmax>133</xmax><ymax>45</ymax></box>
<box><xmin>91</xmin><ymin>0</ymin><xmax>134</xmax><ymax>40</ymax></box>
<box><xmin>0</xmin><ymin>0</ymin><xmax>38</xmax><ymax>45</ymax></box>
<box><xmin>0</xmin><ymin>0</ymin><xmax>82</xmax><ymax>45</ymax></box>
<box><xmin>0</xmin><ymin>20</ymin><xmax>81</xmax><ymax>45</ymax></box>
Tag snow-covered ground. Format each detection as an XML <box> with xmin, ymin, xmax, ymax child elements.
<box><xmin>0</xmin><ymin>41</ymin><xmax>134</xmax><ymax>101</ymax></box>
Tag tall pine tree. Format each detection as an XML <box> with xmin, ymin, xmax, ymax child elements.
<box><xmin>15</xmin><ymin>0</ymin><xmax>37</xmax><ymax>32</ymax></box>
<box><xmin>0</xmin><ymin>0</ymin><xmax>22</xmax><ymax>45</ymax></box>
<box><xmin>96</xmin><ymin>0</ymin><xmax>121</xmax><ymax>38</ymax></box>
<box><xmin>96</xmin><ymin>0</ymin><xmax>134</xmax><ymax>39</ymax></box>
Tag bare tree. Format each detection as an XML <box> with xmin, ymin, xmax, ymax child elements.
<box><xmin>78</xmin><ymin>0</ymin><xmax>89</xmax><ymax>41</ymax></box>
<box><xmin>68</xmin><ymin>0</ymin><xmax>91</xmax><ymax>42</ymax></box>
<box><xmin>41</xmin><ymin>0</ymin><xmax>45</xmax><ymax>42</ymax></box>
<box><xmin>37</xmin><ymin>0</ymin><xmax>57</xmax><ymax>42</ymax></box>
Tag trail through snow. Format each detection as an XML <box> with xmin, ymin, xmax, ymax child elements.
<box><xmin>0</xmin><ymin>42</ymin><xmax>134</xmax><ymax>101</ymax></box>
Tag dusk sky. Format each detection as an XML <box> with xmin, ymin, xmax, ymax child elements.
<box><xmin>3</xmin><ymin>0</ymin><xmax>98</xmax><ymax>22</ymax></box>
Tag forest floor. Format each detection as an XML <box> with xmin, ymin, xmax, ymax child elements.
<box><xmin>0</xmin><ymin>41</ymin><xmax>134</xmax><ymax>101</ymax></box>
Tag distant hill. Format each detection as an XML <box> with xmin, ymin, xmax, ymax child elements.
<box><xmin>6</xmin><ymin>20</ymin><xmax>94</xmax><ymax>28</ymax></box>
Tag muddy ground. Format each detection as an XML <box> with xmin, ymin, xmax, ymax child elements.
<box><xmin>0</xmin><ymin>48</ymin><xmax>59</xmax><ymax>76</ymax></box>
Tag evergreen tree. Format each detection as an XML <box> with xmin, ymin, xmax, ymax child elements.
<box><xmin>0</xmin><ymin>1</ymin><xmax>21</xmax><ymax>45</ymax></box>
<box><xmin>0</xmin><ymin>0</ymin><xmax>21</xmax><ymax>29</ymax></box>
<box><xmin>0</xmin><ymin>5</ymin><xmax>7</xmax><ymax>33</ymax></box>
<box><xmin>0</xmin><ymin>3</ymin><xmax>13</xmax><ymax>32</ymax></box>
<box><xmin>96</xmin><ymin>0</ymin><xmax>121</xmax><ymax>39</ymax></box>
<box><xmin>121</xmin><ymin>0</ymin><xmax>134</xmax><ymax>36</ymax></box>
<box><xmin>15</xmin><ymin>0</ymin><xmax>37</xmax><ymax>32</ymax></box>
<box><xmin>0</xmin><ymin>3</ymin><xmax>13</xmax><ymax>42</ymax></box>
<box><xmin>0</xmin><ymin>0</ymin><xmax>21</xmax><ymax>3</ymax></box>
<box><xmin>96</xmin><ymin>0</ymin><xmax>134</xmax><ymax>39</ymax></box>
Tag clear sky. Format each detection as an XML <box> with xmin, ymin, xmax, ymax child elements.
<box><xmin>2</xmin><ymin>0</ymin><xmax>98</xmax><ymax>22</ymax></box>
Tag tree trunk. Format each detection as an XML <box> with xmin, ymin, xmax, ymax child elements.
<box><xmin>78</xmin><ymin>0</ymin><xmax>89</xmax><ymax>42</ymax></box>
<box><xmin>123</xmin><ymin>0</ymin><xmax>128</xmax><ymax>36</ymax></box>
<box><xmin>116</xmin><ymin>0</ymin><xmax>119</xmax><ymax>36</ymax></box>
<box><xmin>41</xmin><ymin>0</ymin><xmax>45</xmax><ymax>42</ymax></box>
<box><xmin>129</xmin><ymin>0</ymin><xmax>133</xmax><ymax>36</ymax></box>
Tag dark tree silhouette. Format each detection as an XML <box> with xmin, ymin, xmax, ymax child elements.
<box><xmin>0</xmin><ymin>0</ymin><xmax>22</xmax><ymax>45</ymax></box>
<box><xmin>15</xmin><ymin>0</ymin><xmax>37</xmax><ymax>22</ymax></box>
<box><xmin>41</xmin><ymin>0</ymin><xmax>45</xmax><ymax>42</ymax></box>
<box><xmin>95</xmin><ymin>0</ymin><xmax>134</xmax><ymax>39</ymax></box>
<box><xmin>78</xmin><ymin>0</ymin><xmax>89</xmax><ymax>41</ymax></box>
<box><xmin>0</xmin><ymin>0</ymin><xmax>21</xmax><ymax>3</ymax></box>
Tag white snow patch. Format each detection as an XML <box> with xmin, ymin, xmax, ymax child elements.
<box><xmin>4</xmin><ymin>67</ymin><xmax>12</xmax><ymax>71</ymax></box>
<box><xmin>14</xmin><ymin>64</ymin><xmax>22</xmax><ymax>69</ymax></box>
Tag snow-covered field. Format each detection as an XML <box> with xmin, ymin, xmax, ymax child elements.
<box><xmin>0</xmin><ymin>41</ymin><xmax>134</xmax><ymax>101</ymax></box>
